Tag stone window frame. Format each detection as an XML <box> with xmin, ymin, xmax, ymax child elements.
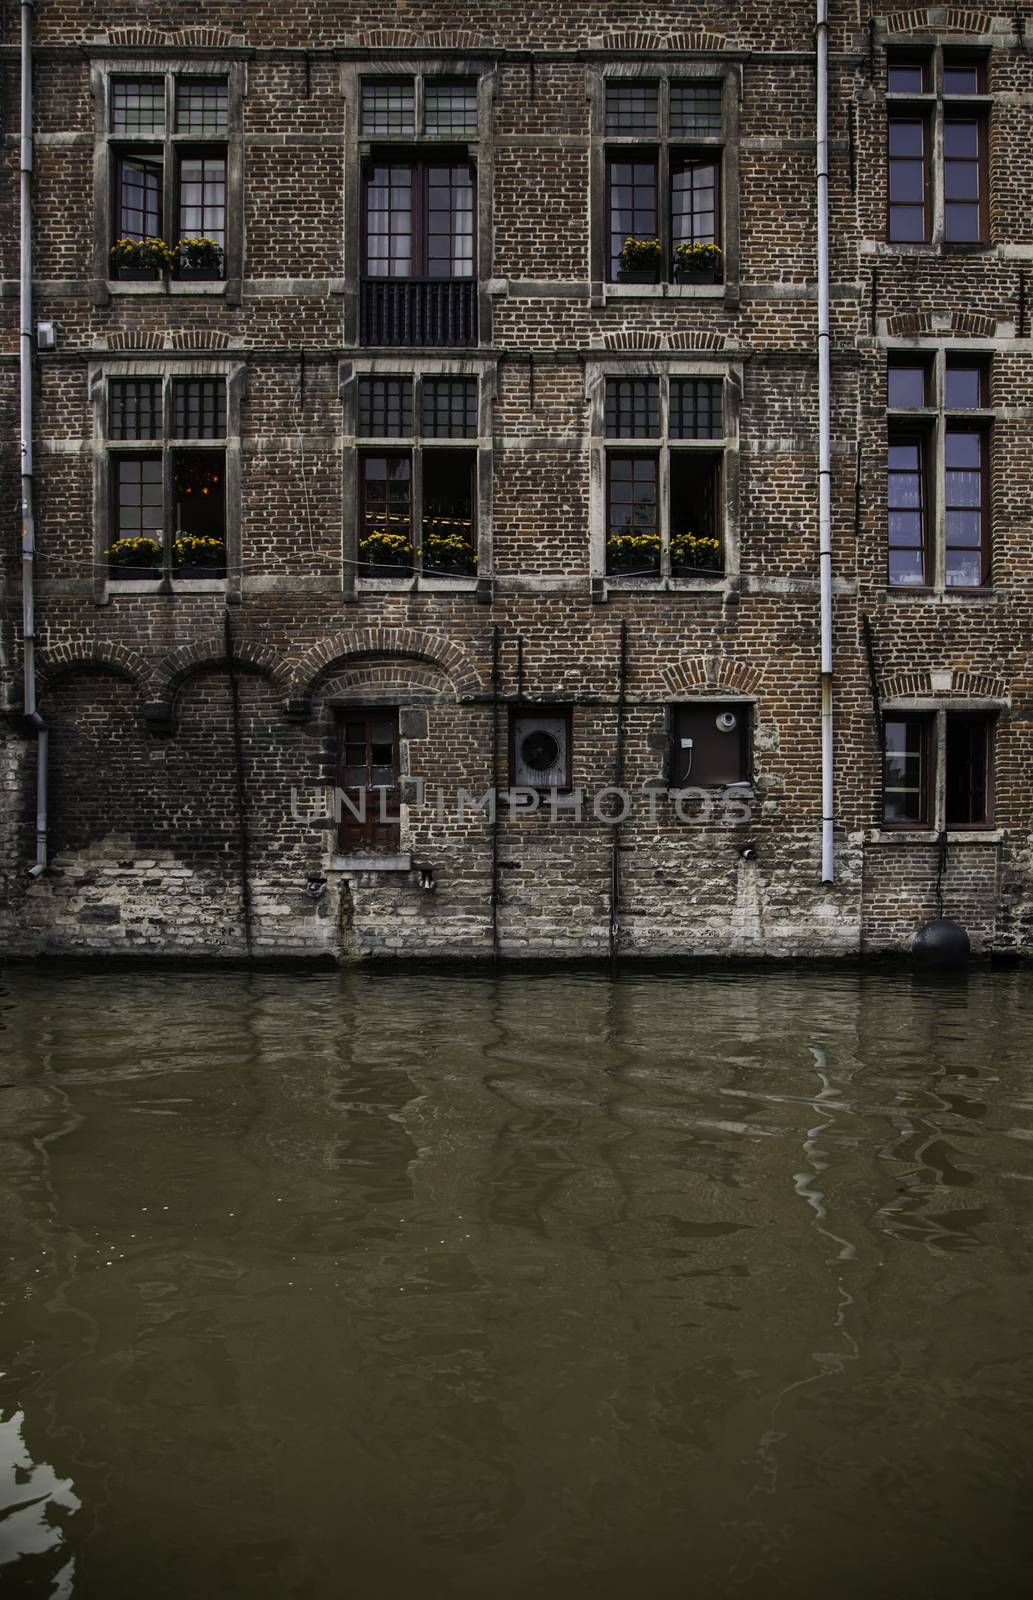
<box><xmin>90</xmin><ymin>358</ymin><xmax>246</xmax><ymax>604</ymax></box>
<box><xmin>884</xmin><ymin>40</ymin><xmax>993</xmax><ymax>250</ymax></box>
<box><xmin>586</xmin><ymin>358</ymin><xmax>742</xmax><ymax>596</ymax></box>
<box><xmin>883</xmin><ymin>342</ymin><xmax>994</xmax><ymax>594</ymax></box>
<box><xmin>588</xmin><ymin>60</ymin><xmax>741</xmax><ymax>308</ymax></box>
<box><xmin>90</xmin><ymin>57</ymin><xmax>245</xmax><ymax>305</ymax></box>
<box><xmin>342</xmin><ymin>59</ymin><xmax>497</xmax><ymax>347</ymax></box>
<box><xmin>876</xmin><ymin>699</ymin><xmax>1002</xmax><ymax>836</ymax></box>
<box><xmin>340</xmin><ymin>356</ymin><xmax>497</xmax><ymax>599</ymax></box>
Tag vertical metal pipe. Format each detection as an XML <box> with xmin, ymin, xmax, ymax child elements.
<box><xmin>817</xmin><ymin>0</ymin><xmax>835</xmax><ymax>883</ymax></box>
<box><xmin>490</xmin><ymin>623</ymin><xmax>501</xmax><ymax>962</ymax></box>
<box><xmin>20</xmin><ymin>0</ymin><xmax>46</xmax><ymax>876</ymax></box>
<box><xmin>609</xmin><ymin>619</ymin><xmax>628</xmax><ymax>964</ymax></box>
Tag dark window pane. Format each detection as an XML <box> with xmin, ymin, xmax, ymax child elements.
<box><xmin>361</xmin><ymin>80</ymin><xmax>414</xmax><ymax>136</ymax></box>
<box><xmin>423</xmin><ymin>450</ymin><xmax>476</xmax><ymax>572</ymax></box>
<box><xmin>606</xmin><ymin>454</ymin><xmax>659</xmax><ymax>559</ymax></box>
<box><xmin>605</xmin><ymin>379</ymin><xmax>660</xmax><ymax>439</ymax></box>
<box><xmin>670</xmin><ymin>379</ymin><xmax>723</xmax><ymax>439</ymax></box>
<box><xmin>175</xmin><ymin>79</ymin><xmax>228</xmax><ymax>135</ymax></box>
<box><xmin>888</xmin><ymin>120</ymin><xmax>925</xmax><ymax>157</ymax></box>
<box><xmin>887</xmin><ymin>59</ymin><xmax>927</xmax><ymax>94</ymax></box>
<box><xmin>171</xmin><ymin>379</ymin><xmax>227</xmax><ymax>440</ymax></box>
<box><xmin>607</xmin><ymin>157</ymin><xmax>658</xmax><ymax>279</ymax></box>
<box><xmin>173</xmin><ymin>449</ymin><xmax>225</xmax><ymax>540</ymax></box>
<box><xmin>177</xmin><ymin>155</ymin><xmax>226</xmax><ymax>254</ymax></box>
<box><xmin>945</xmin><ymin>363</ymin><xmax>985</xmax><ymax>408</ymax></box>
<box><xmin>605</xmin><ymin>81</ymin><xmax>658</xmax><ymax>135</ymax></box>
<box><xmin>358</xmin><ymin>378</ymin><xmax>413</xmax><ymax>437</ymax></box>
<box><xmin>945</xmin><ymin>430</ymin><xmax>981</xmax><ymax>470</ymax></box>
<box><xmin>944</xmin><ymin>64</ymin><xmax>983</xmax><ymax>95</ymax></box>
<box><xmin>670</xmin><ymin>454</ymin><xmax>723</xmax><ymax>572</ymax></box>
<box><xmin>109</xmin><ymin>379</ymin><xmax>162</xmax><ymax>440</ymax></box>
<box><xmin>945</xmin><ymin>202</ymin><xmax>981</xmax><ymax>241</ymax></box>
<box><xmin>889</xmin><ymin>163</ymin><xmax>925</xmax><ymax>202</ymax></box>
<box><xmin>887</xmin><ymin>365</ymin><xmax>927</xmax><ymax>407</ymax></box>
<box><xmin>670</xmin><ymin>83</ymin><xmax>722</xmax><ymax>137</ymax></box>
<box><xmin>944</xmin><ymin>120</ymin><xmax>979</xmax><ymax>158</ymax></box>
<box><xmin>360</xmin><ymin>454</ymin><xmax>412</xmax><ymax>556</ymax></box>
<box><xmin>883</xmin><ymin>718</ymin><xmax>928</xmax><ymax>823</ymax></box>
<box><xmin>112</xmin><ymin>79</ymin><xmax>165</xmax><ymax>134</ymax></box>
<box><xmin>945</xmin><ymin>161</ymin><xmax>979</xmax><ymax>200</ymax></box>
<box><xmin>365</xmin><ymin>164</ymin><xmax>413</xmax><ymax>279</ymax></box>
<box><xmin>425</xmin><ymin>164</ymin><xmax>475</xmax><ymax>278</ymax></box>
<box><xmin>945</xmin><ymin>715</ymin><xmax>990</xmax><ymax>825</ymax></box>
<box><xmin>117</xmin><ymin>155</ymin><xmax>162</xmax><ymax>241</ymax></box>
<box><xmin>425</xmin><ymin>80</ymin><xmax>478</xmax><ymax>137</ymax></box>
<box><xmin>887</xmin><ymin>434</ymin><xmax>926</xmax><ymax>584</ymax></box>
<box><xmin>421</xmin><ymin>378</ymin><xmax>477</xmax><ymax>438</ymax></box>
<box><xmin>114</xmin><ymin>455</ymin><xmax>163</xmax><ymax>538</ymax></box>
<box><xmin>887</xmin><ymin>119</ymin><xmax>928</xmax><ymax>242</ymax></box>
<box><xmin>672</xmin><ymin>157</ymin><xmax>719</xmax><ymax>248</ymax></box>
<box><xmin>889</xmin><ymin>205</ymin><xmax>927</xmax><ymax>241</ymax></box>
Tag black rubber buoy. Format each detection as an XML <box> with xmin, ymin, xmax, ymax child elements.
<box><xmin>912</xmin><ymin>918</ymin><xmax>971</xmax><ymax>964</ymax></box>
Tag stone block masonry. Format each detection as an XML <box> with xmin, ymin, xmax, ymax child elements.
<box><xmin>1</xmin><ymin>1</ymin><xmax>1031</xmax><ymax>963</ymax></box>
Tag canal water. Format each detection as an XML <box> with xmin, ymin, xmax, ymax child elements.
<box><xmin>0</xmin><ymin>966</ymin><xmax>1031</xmax><ymax>1598</ymax></box>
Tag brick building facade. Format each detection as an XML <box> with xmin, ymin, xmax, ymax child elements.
<box><xmin>0</xmin><ymin>1</ymin><xmax>1031</xmax><ymax>962</ymax></box>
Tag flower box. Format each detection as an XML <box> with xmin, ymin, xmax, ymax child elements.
<box><xmin>360</xmin><ymin>562</ymin><xmax>414</xmax><ymax>580</ymax></box>
<box><xmin>174</xmin><ymin>564</ymin><xmax>226</xmax><ymax>581</ymax></box>
<box><xmin>674</xmin><ymin>265</ymin><xmax>720</xmax><ymax>285</ymax></box>
<box><xmin>109</xmin><ymin>566</ymin><xmax>161</xmax><ymax>581</ymax></box>
<box><xmin>618</xmin><ymin>266</ymin><xmax>659</xmax><ymax>285</ymax></box>
<box><xmin>617</xmin><ymin>236</ymin><xmax>663</xmax><ymax>286</ymax></box>
<box><xmin>177</xmin><ymin>237</ymin><xmax>224</xmax><ymax>282</ymax></box>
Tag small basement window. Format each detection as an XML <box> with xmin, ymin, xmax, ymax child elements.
<box><xmin>671</xmin><ymin>703</ymin><xmax>751</xmax><ymax>787</ymax></box>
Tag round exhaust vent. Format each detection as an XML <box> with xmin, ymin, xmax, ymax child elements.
<box><xmin>521</xmin><ymin>730</ymin><xmax>561</xmax><ymax>771</ymax></box>
<box><xmin>715</xmin><ymin>711</ymin><xmax>738</xmax><ymax>733</ymax></box>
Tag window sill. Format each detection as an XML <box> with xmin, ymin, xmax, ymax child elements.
<box><xmin>326</xmin><ymin>853</ymin><xmax>413</xmax><ymax>873</ymax></box>
<box><xmin>867</xmin><ymin>829</ymin><xmax>1003</xmax><ymax>846</ymax></box>
<box><xmin>106</xmin><ymin>279</ymin><xmax>230</xmax><ymax>298</ymax></box>
<box><xmin>605</xmin><ymin>574</ymin><xmax>730</xmax><ymax>594</ymax></box>
<box><xmin>883</xmin><ymin>585</ymin><xmax>996</xmax><ymax>602</ymax></box>
<box><xmin>356</xmin><ymin>574</ymin><xmax>479</xmax><ymax>594</ymax></box>
<box><xmin>604</xmin><ymin>282</ymin><xmax>725</xmax><ymax>300</ymax></box>
<box><xmin>107</xmin><ymin>578</ymin><xmax>228</xmax><ymax>594</ymax></box>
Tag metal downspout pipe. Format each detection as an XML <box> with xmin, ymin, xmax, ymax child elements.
<box><xmin>20</xmin><ymin>0</ymin><xmax>46</xmax><ymax>876</ymax></box>
<box><xmin>816</xmin><ymin>0</ymin><xmax>835</xmax><ymax>883</ymax></box>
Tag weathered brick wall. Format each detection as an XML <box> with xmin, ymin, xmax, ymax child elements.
<box><xmin>0</xmin><ymin>0</ymin><xmax>1031</xmax><ymax>963</ymax></box>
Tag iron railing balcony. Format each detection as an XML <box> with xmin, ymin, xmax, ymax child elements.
<box><xmin>361</xmin><ymin>277</ymin><xmax>478</xmax><ymax>348</ymax></box>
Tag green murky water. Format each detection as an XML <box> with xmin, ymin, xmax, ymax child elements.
<box><xmin>1</xmin><ymin>967</ymin><xmax>1031</xmax><ymax>1598</ymax></box>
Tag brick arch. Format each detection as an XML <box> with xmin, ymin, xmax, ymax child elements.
<box><xmin>143</xmin><ymin>636</ymin><xmax>290</xmax><ymax>714</ymax></box>
<box><xmin>286</xmin><ymin>627</ymin><xmax>486</xmax><ymax>709</ymax></box>
<box><xmin>879</xmin><ymin>670</ymin><xmax>933</xmax><ymax>700</ymax></box>
<box><xmin>38</xmin><ymin>641</ymin><xmax>148</xmax><ymax>691</ymax></box>
<box><xmin>662</xmin><ymin>657</ymin><xmax>764</xmax><ymax>698</ymax></box>
<box><xmin>951</xmin><ymin>671</ymin><xmax>1009</xmax><ymax>700</ymax></box>
<box><xmin>885</xmin><ymin>9</ymin><xmax>996</xmax><ymax>36</ymax></box>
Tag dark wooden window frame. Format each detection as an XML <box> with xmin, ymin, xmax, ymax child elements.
<box><xmin>885</xmin><ymin>45</ymin><xmax>991</xmax><ymax>248</ymax></box>
<box><xmin>591</xmin><ymin>64</ymin><xmax>740</xmax><ymax>302</ymax></box>
<box><xmin>598</xmin><ymin>368</ymin><xmax>734</xmax><ymax>584</ymax></box>
<box><xmin>885</xmin><ymin>348</ymin><xmax>993</xmax><ymax>591</ymax></box>
<box><xmin>944</xmin><ymin>711</ymin><xmax>995</xmax><ymax>830</ymax></box>
<box><xmin>886</xmin><ymin>425</ymin><xmax>931</xmax><ymax>588</ymax></box>
<box><xmin>352</xmin><ymin>369</ymin><xmax>482</xmax><ymax>583</ymax></box>
<box><xmin>361</xmin><ymin>153</ymin><xmax>476</xmax><ymax>281</ymax></box>
<box><xmin>881</xmin><ymin>714</ymin><xmax>933</xmax><ymax>828</ymax></box>
<box><xmin>93</xmin><ymin>361</ymin><xmax>243</xmax><ymax>600</ymax></box>
<box><xmin>335</xmin><ymin>708</ymin><xmax>402</xmax><ymax>854</ymax></box>
<box><xmin>94</xmin><ymin>60</ymin><xmax>243</xmax><ymax>297</ymax></box>
<box><xmin>879</xmin><ymin>706</ymin><xmax>997</xmax><ymax>832</ymax></box>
